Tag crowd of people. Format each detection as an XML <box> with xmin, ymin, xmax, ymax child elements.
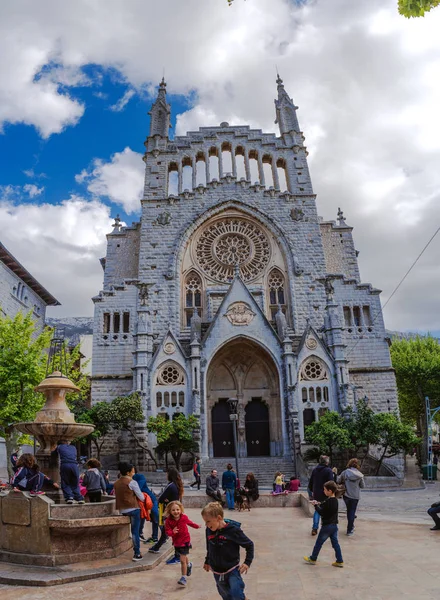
<box><xmin>8</xmin><ymin>446</ymin><xmax>440</xmax><ymax>594</ymax></box>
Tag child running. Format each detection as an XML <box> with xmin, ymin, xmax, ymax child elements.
<box><xmin>304</xmin><ymin>480</ymin><xmax>344</xmax><ymax>567</ymax></box>
<box><xmin>164</xmin><ymin>500</ymin><xmax>200</xmax><ymax>587</ymax></box>
<box><xmin>202</xmin><ymin>501</ymin><xmax>254</xmax><ymax>600</ymax></box>
<box><xmin>12</xmin><ymin>453</ymin><xmax>59</xmax><ymax>495</ymax></box>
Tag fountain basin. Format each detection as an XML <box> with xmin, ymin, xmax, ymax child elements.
<box><xmin>15</xmin><ymin>422</ymin><xmax>95</xmax><ymax>453</ymax></box>
<box><xmin>0</xmin><ymin>491</ymin><xmax>132</xmax><ymax>567</ymax></box>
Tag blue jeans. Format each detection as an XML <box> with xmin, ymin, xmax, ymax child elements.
<box><xmin>60</xmin><ymin>463</ymin><xmax>82</xmax><ymax>501</ymax></box>
<box><xmin>225</xmin><ymin>488</ymin><xmax>235</xmax><ymax>510</ymax></box>
<box><xmin>343</xmin><ymin>496</ymin><xmax>359</xmax><ymax>533</ymax></box>
<box><xmin>312</xmin><ymin>509</ymin><xmax>320</xmax><ymax>530</ymax></box>
<box><xmin>214</xmin><ymin>566</ymin><xmax>245</xmax><ymax>600</ymax></box>
<box><xmin>428</xmin><ymin>505</ymin><xmax>440</xmax><ymax>527</ymax></box>
<box><xmin>125</xmin><ymin>508</ymin><xmax>141</xmax><ymax>555</ymax></box>
<box><xmin>311</xmin><ymin>524</ymin><xmax>343</xmax><ymax>563</ymax></box>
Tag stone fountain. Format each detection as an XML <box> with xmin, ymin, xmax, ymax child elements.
<box><xmin>0</xmin><ymin>340</ymin><xmax>133</xmax><ymax>567</ymax></box>
<box><xmin>15</xmin><ymin>370</ymin><xmax>95</xmax><ymax>494</ymax></box>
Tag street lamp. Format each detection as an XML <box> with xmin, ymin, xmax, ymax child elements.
<box><xmin>227</xmin><ymin>398</ymin><xmax>240</xmax><ymax>482</ymax></box>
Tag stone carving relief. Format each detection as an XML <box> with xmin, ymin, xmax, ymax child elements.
<box><xmin>194</xmin><ymin>218</ymin><xmax>270</xmax><ymax>283</ymax></box>
<box><xmin>155</xmin><ymin>211</ymin><xmax>171</xmax><ymax>226</ymax></box>
<box><xmin>305</xmin><ymin>337</ymin><xmax>318</xmax><ymax>350</ymax></box>
<box><xmin>164</xmin><ymin>342</ymin><xmax>176</xmax><ymax>355</ymax></box>
<box><xmin>224</xmin><ymin>302</ymin><xmax>256</xmax><ymax>326</ymax></box>
<box><xmin>290</xmin><ymin>207</ymin><xmax>305</xmax><ymax>221</ymax></box>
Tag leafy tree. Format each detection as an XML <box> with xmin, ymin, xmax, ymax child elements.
<box><xmin>398</xmin><ymin>0</ymin><xmax>440</xmax><ymax>17</ymax></box>
<box><xmin>0</xmin><ymin>312</ymin><xmax>52</xmax><ymax>477</ymax></box>
<box><xmin>147</xmin><ymin>413</ymin><xmax>199</xmax><ymax>471</ymax></box>
<box><xmin>390</xmin><ymin>336</ymin><xmax>440</xmax><ymax>462</ymax></box>
<box><xmin>304</xmin><ymin>411</ymin><xmax>352</xmax><ymax>463</ymax></box>
<box><xmin>343</xmin><ymin>398</ymin><xmax>381</xmax><ymax>464</ymax></box>
<box><xmin>79</xmin><ymin>393</ymin><xmax>157</xmax><ymax>466</ymax></box>
<box><xmin>372</xmin><ymin>412</ymin><xmax>420</xmax><ymax>475</ymax></box>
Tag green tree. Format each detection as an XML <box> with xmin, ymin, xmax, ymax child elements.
<box><xmin>343</xmin><ymin>398</ymin><xmax>381</xmax><ymax>464</ymax></box>
<box><xmin>390</xmin><ymin>336</ymin><xmax>440</xmax><ymax>462</ymax></box>
<box><xmin>398</xmin><ymin>0</ymin><xmax>440</xmax><ymax>17</ymax></box>
<box><xmin>79</xmin><ymin>393</ymin><xmax>157</xmax><ymax>466</ymax></box>
<box><xmin>304</xmin><ymin>411</ymin><xmax>352</xmax><ymax>463</ymax></box>
<box><xmin>372</xmin><ymin>412</ymin><xmax>420</xmax><ymax>475</ymax></box>
<box><xmin>147</xmin><ymin>413</ymin><xmax>199</xmax><ymax>471</ymax></box>
<box><xmin>0</xmin><ymin>312</ymin><xmax>52</xmax><ymax>477</ymax></box>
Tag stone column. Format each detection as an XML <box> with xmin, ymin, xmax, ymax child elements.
<box><xmin>257</xmin><ymin>155</ymin><xmax>265</xmax><ymax>187</ymax></box>
<box><xmin>231</xmin><ymin>149</ymin><xmax>237</xmax><ymax>178</ymax></box>
<box><xmin>178</xmin><ymin>163</ymin><xmax>183</xmax><ymax>194</ymax></box>
<box><xmin>192</xmin><ymin>156</ymin><xmax>197</xmax><ymax>190</ymax></box>
<box><xmin>218</xmin><ymin>147</ymin><xmax>223</xmax><ymax>179</ymax></box>
<box><xmin>272</xmin><ymin>161</ymin><xmax>280</xmax><ymax>190</ymax></box>
<box><xmin>244</xmin><ymin>152</ymin><xmax>251</xmax><ymax>181</ymax></box>
<box><xmin>205</xmin><ymin>155</ymin><xmax>210</xmax><ymax>184</ymax></box>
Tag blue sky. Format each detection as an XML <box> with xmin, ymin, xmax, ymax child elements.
<box><xmin>1</xmin><ymin>0</ymin><xmax>440</xmax><ymax>331</ymax></box>
<box><xmin>0</xmin><ymin>70</ymin><xmax>191</xmax><ymax>224</ymax></box>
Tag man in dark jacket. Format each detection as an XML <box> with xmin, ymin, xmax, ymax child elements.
<box><xmin>206</xmin><ymin>469</ymin><xmax>224</xmax><ymax>505</ymax></box>
<box><xmin>308</xmin><ymin>455</ymin><xmax>336</xmax><ymax>535</ymax></box>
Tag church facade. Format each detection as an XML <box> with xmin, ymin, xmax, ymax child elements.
<box><xmin>91</xmin><ymin>78</ymin><xmax>398</xmax><ymax>471</ymax></box>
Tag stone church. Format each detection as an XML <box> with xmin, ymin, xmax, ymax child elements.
<box><xmin>91</xmin><ymin>77</ymin><xmax>398</xmax><ymax>472</ymax></box>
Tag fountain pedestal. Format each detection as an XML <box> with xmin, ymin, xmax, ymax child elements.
<box><xmin>16</xmin><ymin>371</ymin><xmax>94</xmax><ymax>492</ymax></box>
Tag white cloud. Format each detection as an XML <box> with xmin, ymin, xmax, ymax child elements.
<box><xmin>0</xmin><ymin>193</ymin><xmax>113</xmax><ymax>316</ymax></box>
<box><xmin>0</xmin><ymin>0</ymin><xmax>440</xmax><ymax>328</ymax></box>
<box><xmin>109</xmin><ymin>88</ymin><xmax>135</xmax><ymax>112</ymax></box>
<box><xmin>23</xmin><ymin>184</ymin><xmax>44</xmax><ymax>198</ymax></box>
<box><xmin>75</xmin><ymin>147</ymin><xmax>144</xmax><ymax>214</ymax></box>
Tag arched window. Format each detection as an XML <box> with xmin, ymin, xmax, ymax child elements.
<box><xmin>221</xmin><ymin>142</ymin><xmax>233</xmax><ymax>176</ymax></box>
<box><xmin>262</xmin><ymin>155</ymin><xmax>274</xmax><ymax>188</ymax></box>
<box><xmin>209</xmin><ymin>147</ymin><xmax>219</xmax><ymax>181</ymax></box>
<box><xmin>276</xmin><ymin>158</ymin><xmax>288</xmax><ymax>192</ymax></box>
<box><xmin>184</xmin><ymin>271</ymin><xmax>203</xmax><ymax>327</ymax></box>
<box><xmin>196</xmin><ymin>152</ymin><xmax>206</xmax><ymax>186</ymax></box>
<box><xmin>154</xmin><ymin>362</ymin><xmax>186</xmax><ymax>417</ymax></box>
<box><xmin>182</xmin><ymin>156</ymin><xmax>193</xmax><ymax>191</ymax></box>
<box><xmin>299</xmin><ymin>357</ymin><xmax>331</xmax><ymax>433</ymax></box>
<box><xmin>268</xmin><ymin>268</ymin><xmax>286</xmax><ymax>320</ymax></box>
<box><xmin>235</xmin><ymin>146</ymin><xmax>246</xmax><ymax>179</ymax></box>
<box><xmin>249</xmin><ymin>150</ymin><xmax>259</xmax><ymax>184</ymax></box>
<box><xmin>168</xmin><ymin>162</ymin><xmax>179</xmax><ymax>195</ymax></box>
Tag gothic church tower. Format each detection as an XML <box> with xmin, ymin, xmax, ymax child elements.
<box><xmin>92</xmin><ymin>78</ymin><xmax>400</xmax><ymax>475</ymax></box>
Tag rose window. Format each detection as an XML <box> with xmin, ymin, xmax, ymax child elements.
<box><xmin>195</xmin><ymin>218</ymin><xmax>271</xmax><ymax>282</ymax></box>
<box><xmin>156</xmin><ymin>363</ymin><xmax>185</xmax><ymax>385</ymax></box>
<box><xmin>300</xmin><ymin>359</ymin><xmax>328</xmax><ymax>381</ymax></box>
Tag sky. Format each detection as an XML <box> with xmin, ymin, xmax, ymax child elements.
<box><xmin>0</xmin><ymin>0</ymin><xmax>440</xmax><ymax>334</ymax></box>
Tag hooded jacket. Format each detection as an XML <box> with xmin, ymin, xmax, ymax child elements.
<box><xmin>337</xmin><ymin>468</ymin><xmax>365</xmax><ymax>500</ymax></box>
<box><xmin>82</xmin><ymin>468</ymin><xmax>106</xmax><ymax>493</ymax></box>
<box><xmin>308</xmin><ymin>464</ymin><xmax>335</xmax><ymax>502</ymax></box>
<box><xmin>205</xmin><ymin>522</ymin><xmax>254</xmax><ymax>573</ymax></box>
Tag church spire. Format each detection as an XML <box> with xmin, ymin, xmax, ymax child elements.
<box><xmin>148</xmin><ymin>78</ymin><xmax>171</xmax><ymax>139</ymax></box>
<box><xmin>274</xmin><ymin>74</ymin><xmax>300</xmax><ymax>136</ymax></box>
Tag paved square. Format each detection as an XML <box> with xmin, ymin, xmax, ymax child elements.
<box><xmin>1</xmin><ymin>506</ymin><xmax>439</xmax><ymax>599</ymax></box>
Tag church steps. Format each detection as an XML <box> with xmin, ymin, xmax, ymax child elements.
<box><xmin>199</xmin><ymin>457</ymin><xmax>296</xmax><ymax>486</ymax></box>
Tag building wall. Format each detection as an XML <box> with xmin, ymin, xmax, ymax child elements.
<box><xmin>0</xmin><ymin>262</ymin><xmax>47</xmax><ymax>326</ymax></box>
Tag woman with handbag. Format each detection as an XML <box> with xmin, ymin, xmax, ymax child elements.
<box><xmin>337</xmin><ymin>458</ymin><xmax>365</xmax><ymax>536</ymax></box>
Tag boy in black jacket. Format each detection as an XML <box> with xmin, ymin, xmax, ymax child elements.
<box><xmin>304</xmin><ymin>481</ymin><xmax>344</xmax><ymax>567</ymax></box>
<box><xmin>202</xmin><ymin>502</ymin><xmax>254</xmax><ymax>600</ymax></box>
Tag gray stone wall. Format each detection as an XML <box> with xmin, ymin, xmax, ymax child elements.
<box><xmin>320</xmin><ymin>221</ymin><xmax>360</xmax><ymax>281</ymax></box>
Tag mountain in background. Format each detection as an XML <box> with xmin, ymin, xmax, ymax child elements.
<box><xmin>46</xmin><ymin>317</ymin><xmax>93</xmax><ymax>340</ymax></box>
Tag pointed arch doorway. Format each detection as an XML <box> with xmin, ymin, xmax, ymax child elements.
<box><xmin>207</xmin><ymin>338</ymin><xmax>281</xmax><ymax>458</ymax></box>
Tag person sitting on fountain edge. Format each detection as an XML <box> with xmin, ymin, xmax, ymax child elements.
<box><xmin>54</xmin><ymin>439</ymin><xmax>84</xmax><ymax>504</ymax></box>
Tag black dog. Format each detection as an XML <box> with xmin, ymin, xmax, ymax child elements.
<box><xmin>235</xmin><ymin>488</ymin><xmax>250</xmax><ymax>512</ymax></box>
